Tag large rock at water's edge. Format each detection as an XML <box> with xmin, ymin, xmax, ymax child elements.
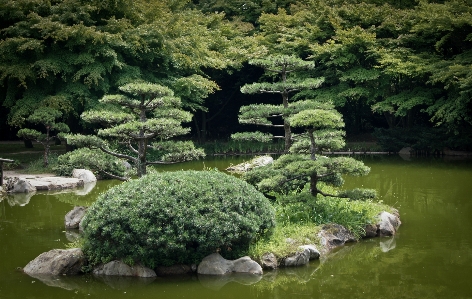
<box><xmin>10</xmin><ymin>178</ymin><xmax>36</xmax><ymax>193</ymax></box>
<box><xmin>23</xmin><ymin>248</ymin><xmax>85</xmax><ymax>276</ymax></box>
<box><xmin>197</xmin><ymin>253</ymin><xmax>262</xmax><ymax>275</ymax></box>
<box><xmin>261</xmin><ymin>252</ymin><xmax>278</xmax><ymax>270</ymax></box>
<box><xmin>378</xmin><ymin>211</ymin><xmax>401</xmax><ymax>236</ymax></box>
<box><xmin>93</xmin><ymin>260</ymin><xmax>156</xmax><ymax>278</ymax></box>
<box><xmin>72</xmin><ymin>169</ymin><xmax>97</xmax><ymax>183</ymax></box>
<box><xmin>283</xmin><ymin>245</ymin><xmax>320</xmax><ymax>267</ymax></box>
<box><xmin>317</xmin><ymin>224</ymin><xmax>357</xmax><ymax>254</ymax></box>
<box><xmin>65</xmin><ymin>206</ymin><xmax>87</xmax><ymax>229</ymax></box>
<box><xmin>361</xmin><ymin>210</ymin><xmax>402</xmax><ymax>238</ymax></box>
<box><xmin>283</xmin><ymin>248</ymin><xmax>310</xmax><ymax>267</ymax></box>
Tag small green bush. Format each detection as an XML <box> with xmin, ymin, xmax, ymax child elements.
<box><xmin>81</xmin><ymin>170</ymin><xmax>276</xmax><ymax>268</ymax></box>
<box><xmin>53</xmin><ymin>148</ymin><xmax>126</xmax><ymax>179</ymax></box>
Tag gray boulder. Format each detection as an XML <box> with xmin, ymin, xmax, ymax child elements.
<box><xmin>283</xmin><ymin>248</ymin><xmax>310</xmax><ymax>267</ymax></box>
<box><xmin>65</xmin><ymin>206</ymin><xmax>87</xmax><ymax>229</ymax></box>
<box><xmin>72</xmin><ymin>169</ymin><xmax>96</xmax><ymax>183</ymax></box>
<box><xmin>233</xmin><ymin>256</ymin><xmax>263</xmax><ymax>274</ymax></box>
<box><xmin>10</xmin><ymin>178</ymin><xmax>36</xmax><ymax>193</ymax></box>
<box><xmin>197</xmin><ymin>253</ymin><xmax>262</xmax><ymax>275</ymax></box>
<box><xmin>378</xmin><ymin>211</ymin><xmax>401</xmax><ymax>236</ymax></box>
<box><xmin>93</xmin><ymin>260</ymin><xmax>156</xmax><ymax>278</ymax></box>
<box><xmin>318</xmin><ymin>224</ymin><xmax>357</xmax><ymax>254</ymax></box>
<box><xmin>23</xmin><ymin>248</ymin><xmax>85</xmax><ymax>276</ymax></box>
<box><xmin>299</xmin><ymin>245</ymin><xmax>320</xmax><ymax>260</ymax></box>
<box><xmin>363</xmin><ymin>223</ymin><xmax>379</xmax><ymax>238</ymax></box>
<box><xmin>260</xmin><ymin>252</ymin><xmax>278</xmax><ymax>270</ymax></box>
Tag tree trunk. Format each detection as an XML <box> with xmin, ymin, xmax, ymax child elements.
<box><xmin>24</xmin><ymin>139</ymin><xmax>33</xmax><ymax>148</ymax></box>
<box><xmin>201</xmin><ymin>111</ymin><xmax>207</xmax><ymax>143</ymax></box>
<box><xmin>310</xmin><ymin>173</ymin><xmax>318</xmax><ymax>197</ymax></box>
<box><xmin>137</xmin><ymin>97</ymin><xmax>147</xmax><ymax>177</ymax></box>
<box><xmin>137</xmin><ymin>139</ymin><xmax>147</xmax><ymax>177</ymax></box>
<box><xmin>309</xmin><ymin>129</ymin><xmax>316</xmax><ymax>161</ymax></box>
<box><xmin>44</xmin><ymin>128</ymin><xmax>50</xmax><ymax>167</ymax></box>
<box><xmin>282</xmin><ymin>90</ymin><xmax>292</xmax><ymax>152</ymax></box>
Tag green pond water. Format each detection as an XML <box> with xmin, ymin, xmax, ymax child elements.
<box><xmin>1</xmin><ymin>155</ymin><xmax>472</xmax><ymax>299</ymax></box>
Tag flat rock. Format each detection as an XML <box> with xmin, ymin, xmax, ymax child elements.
<box><xmin>226</xmin><ymin>155</ymin><xmax>273</xmax><ymax>172</ymax></box>
<box><xmin>30</xmin><ymin>177</ymin><xmax>84</xmax><ymax>191</ymax></box>
<box><xmin>23</xmin><ymin>248</ymin><xmax>85</xmax><ymax>276</ymax></box>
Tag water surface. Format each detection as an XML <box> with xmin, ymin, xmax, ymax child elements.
<box><xmin>1</xmin><ymin>155</ymin><xmax>471</xmax><ymax>299</ymax></box>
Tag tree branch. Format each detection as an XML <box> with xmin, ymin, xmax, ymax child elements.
<box><xmin>98</xmin><ymin>168</ymin><xmax>129</xmax><ymax>181</ymax></box>
<box><xmin>127</xmin><ymin>141</ymin><xmax>139</xmax><ymax>155</ymax></box>
<box><xmin>99</xmin><ymin>146</ymin><xmax>136</xmax><ymax>163</ymax></box>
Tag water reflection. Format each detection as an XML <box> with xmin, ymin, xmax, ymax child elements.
<box><xmin>198</xmin><ymin>273</ymin><xmax>262</xmax><ymax>291</ymax></box>
<box><xmin>6</xmin><ymin>191</ymin><xmax>35</xmax><ymax>206</ymax></box>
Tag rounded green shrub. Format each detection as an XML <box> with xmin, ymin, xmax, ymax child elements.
<box><xmin>81</xmin><ymin>170</ymin><xmax>275</xmax><ymax>268</ymax></box>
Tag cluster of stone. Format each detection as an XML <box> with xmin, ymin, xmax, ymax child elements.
<box><xmin>23</xmin><ymin>209</ymin><xmax>401</xmax><ymax>278</ymax></box>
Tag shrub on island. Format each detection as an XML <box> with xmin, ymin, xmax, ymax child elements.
<box><xmin>81</xmin><ymin>170</ymin><xmax>275</xmax><ymax>268</ymax></box>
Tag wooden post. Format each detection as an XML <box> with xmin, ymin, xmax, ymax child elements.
<box><xmin>0</xmin><ymin>158</ymin><xmax>15</xmax><ymax>186</ymax></box>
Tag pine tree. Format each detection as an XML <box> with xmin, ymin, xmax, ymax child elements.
<box><xmin>232</xmin><ymin>55</ymin><xmax>324</xmax><ymax>152</ymax></box>
<box><xmin>244</xmin><ymin>100</ymin><xmax>376</xmax><ymax>201</ymax></box>
<box><xmin>17</xmin><ymin>107</ymin><xmax>70</xmax><ymax>167</ymax></box>
<box><xmin>66</xmin><ymin>82</ymin><xmax>204</xmax><ymax>177</ymax></box>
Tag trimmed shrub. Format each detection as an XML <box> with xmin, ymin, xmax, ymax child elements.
<box><xmin>81</xmin><ymin>170</ymin><xmax>276</xmax><ymax>268</ymax></box>
<box><xmin>53</xmin><ymin>148</ymin><xmax>126</xmax><ymax>179</ymax></box>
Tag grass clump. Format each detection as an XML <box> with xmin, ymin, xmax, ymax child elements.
<box><xmin>249</xmin><ymin>223</ymin><xmax>320</xmax><ymax>261</ymax></box>
<box><xmin>248</xmin><ymin>183</ymin><xmax>389</xmax><ymax>261</ymax></box>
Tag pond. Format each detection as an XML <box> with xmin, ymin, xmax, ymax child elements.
<box><xmin>1</xmin><ymin>155</ymin><xmax>472</xmax><ymax>299</ymax></box>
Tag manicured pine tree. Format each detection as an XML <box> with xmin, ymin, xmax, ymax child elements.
<box><xmin>17</xmin><ymin>107</ymin><xmax>70</xmax><ymax>167</ymax></box>
<box><xmin>244</xmin><ymin>100</ymin><xmax>376</xmax><ymax>201</ymax></box>
<box><xmin>66</xmin><ymin>82</ymin><xmax>204</xmax><ymax>177</ymax></box>
<box><xmin>232</xmin><ymin>55</ymin><xmax>324</xmax><ymax>152</ymax></box>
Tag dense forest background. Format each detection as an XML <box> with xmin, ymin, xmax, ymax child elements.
<box><xmin>1</xmin><ymin>0</ymin><xmax>471</xmax><ymax>151</ymax></box>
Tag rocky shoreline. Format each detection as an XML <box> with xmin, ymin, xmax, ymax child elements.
<box><xmin>22</xmin><ymin>207</ymin><xmax>401</xmax><ymax>279</ymax></box>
